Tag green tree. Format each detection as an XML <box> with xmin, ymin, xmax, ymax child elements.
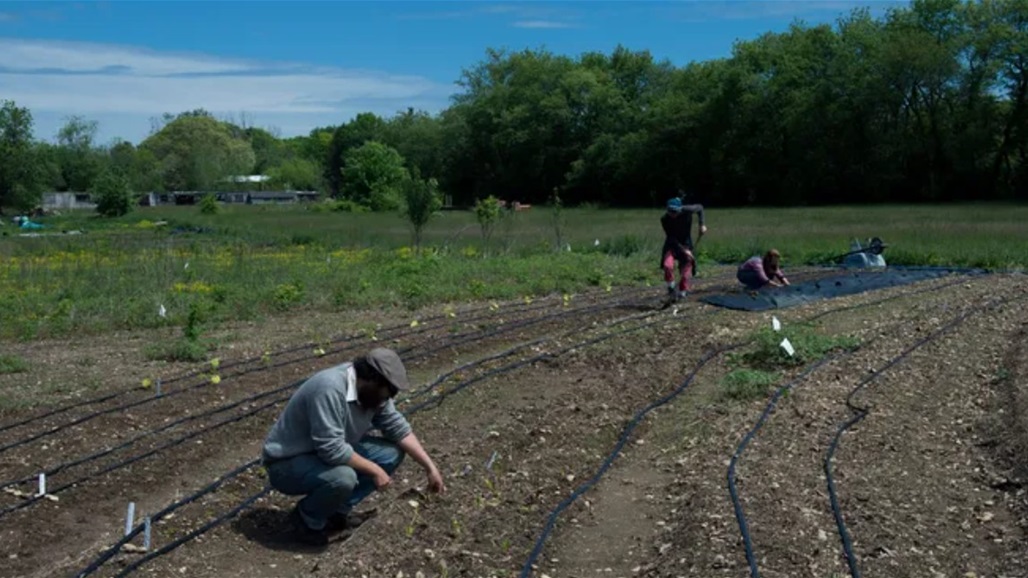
<box><xmin>473</xmin><ymin>195</ymin><xmax>502</xmax><ymax>249</ymax></box>
<box><xmin>0</xmin><ymin>100</ymin><xmax>46</xmax><ymax>213</ymax></box>
<box><xmin>402</xmin><ymin>172</ymin><xmax>443</xmax><ymax>252</ymax></box>
<box><xmin>328</xmin><ymin>113</ymin><xmax>387</xmax><ymax>197</ymax></box>
<box><xmin>340</xmin><ymin>141</ymin><xmax>409</xmax><ymax>211</ymax></box>
<box><xmin>55</xmin><ymin>115</ymin><xmax>104</xmax><ymax>192</ymax></box>
<box><xmin>109</xmin><ymin>140</ymin><xmax>163</xmax><ymax>192</ymax></box>
<box><xmin>268</xmin><ymin>158</ymin><xmax>322</xmax><ymax>191</ymax></box>
<box><xmin>140</xmin><ymin>114</ymin><xmax>256</xmax><ymax>191</ymax></box>
<box><xmin>91</xmin><ymin>170</ymin><xmax>133</xmax><ymax>217</ymax></box>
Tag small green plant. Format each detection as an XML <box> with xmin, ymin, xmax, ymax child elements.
<box><xmin>272</xmin><ymin>282</ymin><xmax>304</xmax><ymax>311</ymax></box>
<box><xmin>405</xmin><ymin>501</ymin><xmax>422</xmax><ymax>538</ymax></box>
<box><xmin>474</xmin><ymin>195</ymin><xmax>502</xmax><ymax>251</ymax></box>
<box><xmin>199</xmin><ymin>193</ymin><xmax>219</xmax><ymax>215</ymax></box>
<box><xmin>144</xmin><ymin>300</ymin><xmax>211</xmax><ymax>362</ymax></box>
<box><xmin>0</xmin><ymin>354</ymin><xmax>28</xmax><ymax>374</ymax></box>
<box><xmin>450</xmin><ymin>517</ymin><xmax>463</xmax><ymax>538</ymax></box>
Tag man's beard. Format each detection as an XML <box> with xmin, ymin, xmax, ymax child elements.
<box><xmin>357</xmin><ymin>383</ymin><xmax>384</xmax><ymax>409</ymax></box>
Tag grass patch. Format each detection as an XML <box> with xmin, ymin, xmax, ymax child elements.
<box><xmin>0</xmin><ymin>354</ymin><xmax>28</xmax><ymax>374</ymax></box>
<box><xmin>734</xmin><ymin>324</ymin><xmax>860</xmax><ymax>371</ymax></box>
<box><xmin>720</xmin><ymin>321</ymin><xmax>860</xmax><ymax>401</ymax></box>
<box><xmin>720</xmin><ymin>369</ymin><xmax>782</xmax><ymax>401</ymax></box>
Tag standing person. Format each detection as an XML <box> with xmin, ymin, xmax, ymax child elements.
<box><xmin>261</xmin><ymin>348</ymin><xmax>446</xmax><ymax>546</ymax></box>
<box><xmin>660</xmin><ymin>196</ymin><xmax>707</xmax><ymax>302</ymax></box>
<box><xmin>737</xmin><ymin>249</ymin><xmax>790</xmax><ymax>291</ymax></box>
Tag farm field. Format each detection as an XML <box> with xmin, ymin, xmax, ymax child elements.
<box><xmin>1</xmin><ymin>205</ymin><xmax>1027</xmax><ymax>578</ymax></box>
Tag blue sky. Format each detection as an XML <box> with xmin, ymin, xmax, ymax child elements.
<box><xmin>0</xmin><ymin>1</ymin><xmax>904</xmax><ymax>145</ymax></box>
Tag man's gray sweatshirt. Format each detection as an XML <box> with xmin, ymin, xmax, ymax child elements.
<box><xmin>261</xmin><ymin>362</ymin><xmax>413</xmax><ymax>466</ymax></box>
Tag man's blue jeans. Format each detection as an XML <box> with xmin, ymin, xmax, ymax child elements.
<box><xmin>265</xmin><ymin>437</ymin><xmax>405</xmax><ymax>530</ymax></box>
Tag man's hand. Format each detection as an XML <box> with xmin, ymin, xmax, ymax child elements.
<box><xmin>426</xmin><ymin>467</ymin><xmax>446</xmax><ymax>494</ymax></box>
<box><xmin>700</xmin><ymin>225</ymin><xmax>708</xmax><ymax>235</ymax></box>
<box><xmin>348</xmin><ymin>452</ymin><xmax>392</xmax><ymax>489</ymax></box>
<box><xmin>373</xmin><ymin>466</ymin><xmax>392</xmax><ymax>489</ymax></box>
<box><xmin>397</xmin><ymin>432</ymin><xmax>446</xmax><ymax>495</ymax></box>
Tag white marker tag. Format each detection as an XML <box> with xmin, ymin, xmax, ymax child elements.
<box><xmin>772</xmin><ymin>316</ymin><xmax>781</xmax><ymax>332</ymax></box>
<box><xmin>780</xmin><ymin>338</ymin><xmax>795</xmax><ymax>357</ymax></box>
<box><xmin>125</xmin><ymin>502</ymin><xmax>136</xmax><ymax>536</ymax></box>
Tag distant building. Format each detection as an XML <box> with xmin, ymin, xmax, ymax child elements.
<box><xmin>42</xmin><ymin>192</ymin><xmax>97</xmax><ymax>211</ymax></box>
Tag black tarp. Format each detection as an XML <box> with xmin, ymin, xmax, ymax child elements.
<box><xmin>699</xmin><ymin>266</ymin><xmax>986</xmax><ymax>312</ymax></box>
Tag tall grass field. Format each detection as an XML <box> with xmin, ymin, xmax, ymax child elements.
<box><xmin>1</xmin><ymin>202</ymin><xmax>1024</xmax><ymax>341</ymax></box>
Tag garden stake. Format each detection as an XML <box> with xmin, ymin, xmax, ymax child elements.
<box><xmin>125</xmin><ymin>502</ymin><xmax>135</xmax><ymax>537</ymax></box>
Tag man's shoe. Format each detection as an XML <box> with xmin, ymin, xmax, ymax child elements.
<box><xmin>290</xmin><ymin>505</ymin><xmax>329</xmax><ymax>546</ymax></box>
<box><xmin>326</xmin><ymin>508</ymin><xmax>378</xmax><ymax>533</ymax></box>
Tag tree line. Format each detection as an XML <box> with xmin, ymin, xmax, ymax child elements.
<box><xmin>2</xmin><ymin>0</ymin><xmax>1026</xmax><ymax>216</ymax></box>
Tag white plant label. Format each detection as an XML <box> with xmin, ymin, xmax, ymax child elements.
<box><xmin>772</xmin><ymin>316</ymin><xmax>781</xmax><ymax>332</ymax></box>
<box><xmin>37</xmin><ymin>473</ymin><xmax>46</xmax><ymax>496</ymax></box>
<box><xmin>125</xmin><ymin>502</ymin><xmax>136</xmax><ymax>536</ymax></box>
<box><xmin>780</xmin><ymin>338</ymin><xmax>795</xmax><ymax>357</ymax></box>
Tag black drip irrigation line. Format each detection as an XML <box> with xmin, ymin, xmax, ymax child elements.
<box><xmin>519</xmin><ymin>342</ymin><xmax>745</xmax><ymax>578</ymax></box>
<box><xmin>725</xmin><ymin>274</ymin><xmax>983</xmax><ymax>578</ymax></box>
<box><xmin>0</xmin><ymin>393</ymin><xmax>286</xmax><ymax>519</ymax></box>
<box><xmin>0</xmin><ymin>285</ymin><xmax>621</xmax><ymax>437</ymax></box>
<box><xmin>0</xmin><ymin>284</ymin><xmax>649</xmax><ymax>457</ymax></box>
<box><xmin>110</xmin><ymin>487</ymin><xmax>274</xmax><ymax>578</ymax></box>
<box><xmin>6</xmin><ymin>270</ymin><xmax>739</xmax><ymax>443</ymax></box>
<box><xmin>518</xmin><ymin>272</ymin><xmax>994</xmax><ymax>578</ymax></box>
<box><xmin>406</xmin><ymin>312</ymin><xmax>710</xmax><ymax>416</ymax></box>
<box><xmin>727</xmin><ymin>355</ymin><xmax>841</xmax><ymax>578</ymax></box>
<box><xmin>0</xmin><ymin>377</ymin><xmax>304</xmax><ymax>493</ymax></box>
<box><xmin>72</xmin><ymin>459</ymin><xmax>262</xmax><ymax>578</ymax></box>
<box><xmin>400</xmin><ymin>308</ymin><xmax>666</xmax><ymax>407</ymax></box>
<box><xmin>1</xmin><ymin>302</ymin><xmax>670</xmax><ymax>517</ymax></box>
<box><xmin>823</xmin><ymin>293</ymin><xmax>1024</xmax><ymax>578</ymax></box>
<box><xmin>71</xmin><ymin>302</ymin><xmax>701</xmax><ymax>578</ymax></box>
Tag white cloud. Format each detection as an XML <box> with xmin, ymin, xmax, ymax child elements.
<box><xmin>398</xmin><ymin>3</ymin><xmax>582</xmax><ymax>29</ymax></box>
<box><xmin>0</xmin><ymin>38</ymin><xmax>452</xmax><ymax>143</ymax></box>
<box><xmin>513</xmin><ymin>20</ymin><xmax>577</xmax><ymax>29</ymax></box>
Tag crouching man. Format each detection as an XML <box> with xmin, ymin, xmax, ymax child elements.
<box><xmin>261</xmin><ymin>347</ymin><xmax>446</xmax><ymax>545</ymax></box>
